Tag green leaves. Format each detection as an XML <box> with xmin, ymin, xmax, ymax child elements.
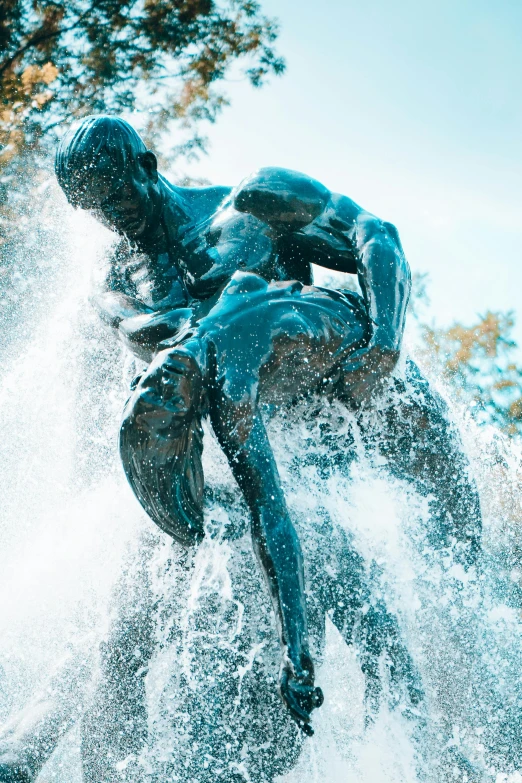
<box><xmin>420</xmin><ymin>311</ymin><xmax>522</xmax><ymax>436</ymax></box>
<box><xmin>0</xmin><ymin>0</ymin><xmax>284</xmax><ymax>354</ymax></box>
<box><xmin>0</xmin><ymin>0</ymin><xmax>285</xmax><ymax>167</ymax></box>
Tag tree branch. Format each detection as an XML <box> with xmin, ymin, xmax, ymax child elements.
<box><xmin>0</xmin><ymin>4</ymin><xmax>96</xmax><ymax>78</ymax></box>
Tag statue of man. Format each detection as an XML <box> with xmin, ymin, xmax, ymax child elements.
<box><xmin>0</xmin><ymin>115</ymin><xmax>482</xmax><ymax>781</ymax></box>
<box><xmin>51</xmin><ymin>116</ymin><xmax>480</xmax><ymax>732</ymax></box>
<box><xmin>52</xmin><ymin>114</ymin><xmax>410</xmax><ymax>727</ymax></box>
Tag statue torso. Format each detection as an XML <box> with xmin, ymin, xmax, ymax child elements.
<box><xmin>108</xmin><ymin>175</ymin><xmax>360</xmax><ymax>310</ymax></box>
<box><xmin>116</xmin><ymin>203</ymin><xmax>312</xmax><ymax>308</ymax></box>
<box><xmin>175</xmin><ymin>201</ymin><xmax>314</xmax><ymax>299</ymax></box>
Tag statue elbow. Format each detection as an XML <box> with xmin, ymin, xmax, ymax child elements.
<box><xmin>358</xmin><ymin>215</ymin><xmax>404</xmax><ymax>255</ymax></box>
<box><xmin>382</xmin><ymin>221</ymin><xmax>403</xmax><ymax>250</ymax></box>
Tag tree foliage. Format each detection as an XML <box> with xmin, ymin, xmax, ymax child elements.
<box><xmin>0</xmin><ymin>0</ymin><xmax>284</xmax><ymax>170</ymax></box>
<box><xmin>0</xmin><ymin>0</ymin><xmax>284</xmax><ymax>358</ymax></box>
<box><xmin>420</xmin><ymin>311</ymin><xmax>522</xmax><ymax>436</ymax></box>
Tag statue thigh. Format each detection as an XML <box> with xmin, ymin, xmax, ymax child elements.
<box><xmin>358</xmin><ymin>359</ymin><xmax>482</xmax><ymax>564</ymax></box>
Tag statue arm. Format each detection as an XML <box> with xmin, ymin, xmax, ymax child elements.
<box><xmin>310</xmin><ymin>197</ymin><xmax>412</xmax><ymax>403</ymax></box>
<box><xmin>90</xmin><ymin>249</ymin><xmax>155</xmax><ymax>333</ymax></box>
<box><xmin>234</xmin><ymin>169</ymin><xmax>410</xmax><ymax>343</ymax></box>
<box><xmin>90</xmin><ymin>288</ymin><xmax>154</xmax><ymax>332</ymax></box>
<box><xmin>90</xmin><ymin>265</ymin><xmax>160</xmax><ymax>362</ymax></box>
<box><xmin>307</xmin><ymin>194</ymin><xmax>411</xmax><ymax>352</ymax></box>
<box><xmin>352</xmin><ymin>210</ymin><xmax>411</xmax><ymax>353</ymax></box>
<box><xmin>90</xmin><ymin>250</ymin><xmax>192</xmax><ymax>363</ymax></box>
<box><xmin>210</xmin><ymin>407</ymin><xmax>323</xmax><ymax>733</ymax></box>
<box><xmin>233</xmin><ymin>170</ymin><xmax>411</xmax><ymax>350</ymax></box>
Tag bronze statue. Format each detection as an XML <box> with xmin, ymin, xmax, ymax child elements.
<box><xmin>0</xmin><ymin>115</ymin><xmax>481</xmax><ymax>781</ymax></box>
<box><xmin>54</xmin><ymin>114</ymin><xmax>420</xmax><ymax>733</ymax></box>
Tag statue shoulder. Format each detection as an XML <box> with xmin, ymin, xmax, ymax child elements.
<box><xmin>233</xmin><ymin>167</ymin><xmax>331</xmax><ymax>229</ymax></box>
<box><xmin>178</xmin><ymin>185</ymin><xmax>232</xmax><ymax>220</ymax></box>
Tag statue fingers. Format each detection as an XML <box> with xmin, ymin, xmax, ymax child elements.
<box><xmin>279</xmin><ymin>670</ymin><xmax>311</xmax><ymax>721</ymax></box>
<box><xmin>279</xmin><ymin>671</ymin><xmax>324</xmax><ymax>735</ymax></box>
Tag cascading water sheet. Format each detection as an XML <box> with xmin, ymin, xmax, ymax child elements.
<box><xmin>1</xmin><ymin>203</ymin><xmax>522</xmax><ymax>783</ymax></box>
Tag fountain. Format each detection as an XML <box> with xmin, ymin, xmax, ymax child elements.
<box><xmin>1</xmin><ymin>184</ymin><xmax>522</xmax><ymax>783</ymax></box>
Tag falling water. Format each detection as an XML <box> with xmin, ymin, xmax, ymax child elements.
<box><xmin>1</xmin><ymin>189</ymin><xmax>522</xmax><ymax>783</ymax></box>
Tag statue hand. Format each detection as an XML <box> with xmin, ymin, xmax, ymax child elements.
<box><xmin>279</xmin><ymin>651</ymin><xmax>324</xmax><ymax>736</ymax></box>
<box><xmin>340</xmin><ymin>341</ymin><xmax>399</xmax><ymax>407</ymax></box>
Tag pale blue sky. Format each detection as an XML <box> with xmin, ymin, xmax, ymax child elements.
<box><xmin>179</xmin><ymin>0</ymin><xmax>522</xmax><ymax>338</ymax></box>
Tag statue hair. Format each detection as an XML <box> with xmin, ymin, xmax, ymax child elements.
<box><xmin>55</xmin><ymin>115</ymin><xmax>147</xmax><ymax>205</ymax></box>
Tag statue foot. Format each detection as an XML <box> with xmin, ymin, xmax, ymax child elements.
<box><xmin>0</xmin><ymin>761</ymin><xmax>33</xmax><ymax>783</ymax></box>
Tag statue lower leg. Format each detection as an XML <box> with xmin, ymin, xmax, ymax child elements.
<box><xmin>81</xmin><ymin>550</ymin><xmax>155</xmax><ymax>783</ymax></box>
<box><xmin>307</xmin><ymin>513</ymin><xmax>423</xmax><ymax>717</ymax></box>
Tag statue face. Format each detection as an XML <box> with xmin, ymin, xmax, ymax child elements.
<box><xmin>75</xmin><ymin>150</ymin><xmax>162</xmax><ymax>239</ymax></box>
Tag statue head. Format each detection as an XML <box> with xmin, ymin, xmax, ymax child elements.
<box><xmin>55</xmin><ymin>115</ymin><xmax>163</xmax><ymax>239</ymax></box>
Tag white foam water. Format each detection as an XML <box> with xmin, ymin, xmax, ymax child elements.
<box><xmin>1</xmin><ymin>196</ymin><xmax>521</xmax><ymax>782</ymax></box>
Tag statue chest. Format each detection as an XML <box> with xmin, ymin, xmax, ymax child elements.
<box><xmin>176</xmin><ymin>206</ymin><xmax>280</xmax><ymax>298</ymax></box>
<box><xmin>125</xmin><ymin>251</ymin><xmax>188</xmax><ymax>310</ymax></box>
